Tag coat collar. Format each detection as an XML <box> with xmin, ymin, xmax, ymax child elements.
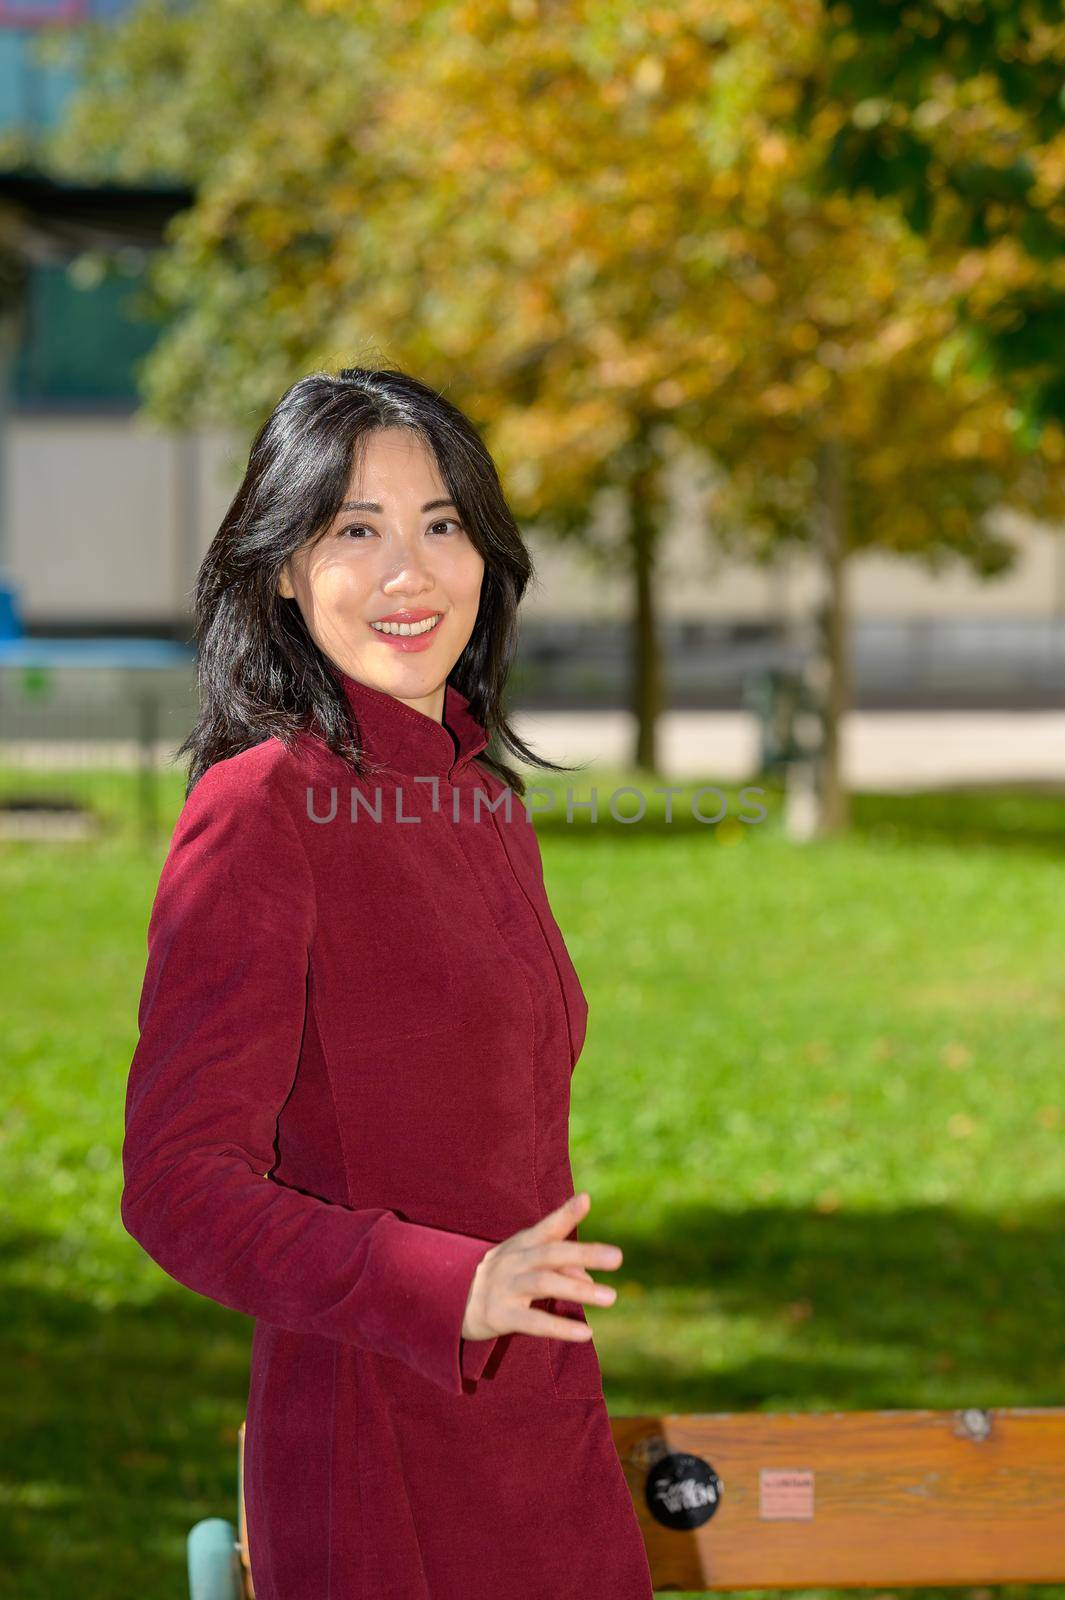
<box><xmin>329</xmin><ymin>663</ymin><xmax>490</xmax><ymax>782</ymax></box>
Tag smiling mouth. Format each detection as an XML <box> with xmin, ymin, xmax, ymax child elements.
<box><xmin>368</xmin><ymin>614</ymin><xmax>443</xmax><ymax>637</ymax></box>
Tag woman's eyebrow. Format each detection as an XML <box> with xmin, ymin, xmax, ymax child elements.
<box><xmin>339</xmin><ymin>498</ymin><xmax>458</xmax><ymax>513</ymax></box>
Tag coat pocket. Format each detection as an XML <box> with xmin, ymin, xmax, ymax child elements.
<box><xmin>546</xmin><ymin>1297</ymin><xmax>605</xmax><ymax>1399</ymax></box>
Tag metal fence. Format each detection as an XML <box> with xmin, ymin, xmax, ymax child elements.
<box><xmin>0</xmin><ymin>664</ymin><xmax>196</xmax><ymax>844</ymax></box>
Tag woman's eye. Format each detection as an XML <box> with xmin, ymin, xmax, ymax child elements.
<box><xmin>337</xmin><ymin>520</ymin><xmax>464</xmax><ymax>540</ymax></box>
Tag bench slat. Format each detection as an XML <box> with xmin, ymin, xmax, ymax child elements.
<box><xmin>611</xmin><ymin>1410</ymin><xmax>1065</xmax><ymax>1590</ymax></box>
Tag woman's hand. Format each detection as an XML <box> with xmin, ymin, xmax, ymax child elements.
<box><xmin>461</xmin><ymin>1191</ymin><xmax>622</xmax><ymax>1343</ymax></box>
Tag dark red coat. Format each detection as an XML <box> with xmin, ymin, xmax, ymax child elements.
<box><xmin>122</xmin><ymin>665</ymin><xmax>654</xmax><ymax>1599</ymax></box>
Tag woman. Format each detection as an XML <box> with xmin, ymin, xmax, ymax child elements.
<box><xmin>122</xmin><ymin>366</ymin><xmax>655</xmax><ymax>1599</ymax></box>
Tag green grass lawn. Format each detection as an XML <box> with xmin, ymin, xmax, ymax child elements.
<box><xmin>1</xmin><ymin>764</ymin><xmax>1063</xmax><ymax>1599</ymax></box>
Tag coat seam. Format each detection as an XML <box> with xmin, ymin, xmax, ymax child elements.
<box><xmin>326</xmin><ymin>1339</ymin><xmax>338</xmax><ymax>1600</ymax></box>
<box><xmin>272</xmin><ymin>767</ymin><xmax>321</xmax><ymax>945</ymax></box>
<box><xmin>451</xmin><ymin>768</ymin><xmax>560</xmax><ymax>1398</ymax></box>
<box><xmin>309</xmin><ymin>951</ymin><xmax>365</xmax><ymax>1597</ymax></box>
<box><xmin>483</xmin><ymin>798</ymin><xmax>579</xmax><ymax>1070</ymax></box>
<box><xmin>308</xmin><ymin>969</ymin><xmax>356</xmax><ymax>1208</ymax></box>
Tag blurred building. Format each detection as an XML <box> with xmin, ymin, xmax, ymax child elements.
<box><xmin>0</xmin><ymin>0</ymin><xmax>1062</xmax><ymax>709</ymax></box>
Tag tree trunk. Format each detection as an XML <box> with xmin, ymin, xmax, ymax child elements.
<box><xmin>628</xmin><ymin>419</ymin><xmax>665</xmax><ymax>773</ymax></box>
<box><xmin>783</xmin><ymin>438</ymin><xmax>850</xmax><ymax>838</ymax></box>
<box><xmin>812</xmin><ymin>438</ymin><xmax>844</xmax><ymax>838</ymax></box>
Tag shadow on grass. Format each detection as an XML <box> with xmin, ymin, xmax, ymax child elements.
<box><xmin>601</xmin><ymin>1196</ymin><xmax>1065</xmax><ymax>1413</ymax></box>
<box><xmin>0</xmin><ymin>1237</ymin><xmax>251</xmax><ymax>1600</ymax></box>
<box><xmin>3</xmin><ymin>1199</ymin><xmax>1064</xmax><ymax>1596</ymax></box>
<box><xmin>849</xmin><ymin>787</ymin><xmax>1065</xmax><ymax>856</ymax></box>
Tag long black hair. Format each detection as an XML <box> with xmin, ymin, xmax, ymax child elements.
<box><xmin>175</xmin><ymin>365</ymin><xmax>584</xmax><ymax>798</ymax></box>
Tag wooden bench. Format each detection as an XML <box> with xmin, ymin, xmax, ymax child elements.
<box><xmin>218</xmin><ymin>1408</ymin><xmax>1065</xmax><ymax>1596</ymax></box>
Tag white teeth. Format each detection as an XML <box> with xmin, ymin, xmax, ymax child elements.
<box><xmin>370</xmin><ymin>615</ymin><xmax>442</xmax><ymax>636</ymax></box>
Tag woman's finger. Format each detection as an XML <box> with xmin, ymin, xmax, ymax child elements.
<box><xmin>512</xmin><ymin>1304</ymin><xmax>597</xmax><ymax>1341</ymax></box>
<box><xmin>514</xmin><ymin>1268</ymin><xmax>616</xmax><ymax>1306</ymax></box>
<box><xmin>533</xmin><ymin>1238</ymin><xmax>623</xmax><ymax>1271</ymax></box>
<box><xmin>554</xmin><ymin>1263</ymin><xmax>595</xmax><ymax>1284</ymax></box>
<box><xmin>518</xmin><ymin>1191</ymin><xmax>590</xmax><ymax>1244</ymax></box>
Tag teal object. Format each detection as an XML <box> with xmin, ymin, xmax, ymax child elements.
<box><xmin>187</xmin><ymin>1518</ymin><xmax>243</xmax><ymax>1600</ymax></box>
<box><xmin>11</xmin><ymin>259</ymin><xmax>162</xmax><ymax>405</ymax></box>
<box><xmin>0</xmin><ymin>582</ymin><xmax>21</xmax><ymax>641</ymax></box>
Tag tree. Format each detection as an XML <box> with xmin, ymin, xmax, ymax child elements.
<box><xmin>43</xmin><ymin>0</ymin><xmax>1065</xmax><ymax>802</ymax></box>
<box><xmin>814</xmin><ymin>0</ymin><xmax>1065</xmax><ymax>440</ymax></box>
<box><xmin>675</xmin><ymin>185</ymin><xmax>1065</xmax><ymax>833</ymax></box>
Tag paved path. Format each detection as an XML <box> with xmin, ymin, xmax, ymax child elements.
<box><xmin>510</xmin><ymin>710</ymin><xmax>1065</xmax><ymax>790</ymax></box>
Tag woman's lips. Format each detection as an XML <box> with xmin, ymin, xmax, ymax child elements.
<box><xmin>367</xmin><ymin>615</ymin><xmax>443</xmax><ymax>653</ymax></box>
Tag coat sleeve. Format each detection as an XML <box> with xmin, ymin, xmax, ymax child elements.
<box><xmin>121</xmin><ymin>755</ymin><xmax>500</xmax><ymax>1396</ymax></box>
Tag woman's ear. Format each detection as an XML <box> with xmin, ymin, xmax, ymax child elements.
<box><xmin>277</xmin><ymin>561</ymin><xmax>294</xmax><ymax>600</ymax></box>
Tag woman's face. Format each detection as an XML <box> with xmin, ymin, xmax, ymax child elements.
<box><xmin>278</xmin><ymin>427</ymin><xmax>485</xmax><ymax>720</ymax></box>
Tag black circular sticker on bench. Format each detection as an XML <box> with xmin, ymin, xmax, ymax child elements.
<box><xmin>645</xmin><ymin>1452</ymin><xmax>722</xmax><ymax>1529</ymax></box>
